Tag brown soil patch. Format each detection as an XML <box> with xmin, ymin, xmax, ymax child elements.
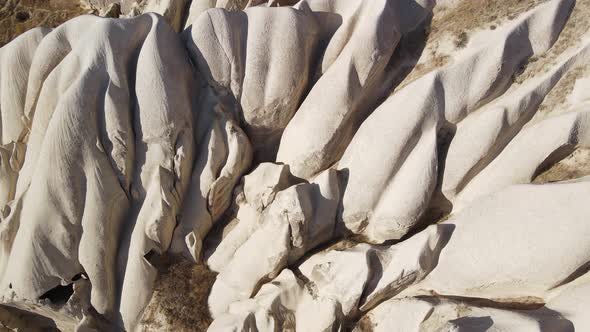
<box><xmin>0</xmin><ymin>0</ymin><xmax>87</xmax><ymax>47</ymax></box>
<box><xmin>536</xmin><ymin>64</ymin><xmax>590</xmax><ymax>116</ymax></box>
<box><xmin>430</xmin><ymin>0</ymin><xmax>541</xmax><ymax>40</ymax></box>
<box><xmin>397</xmin><ymin>0</ymin><xmax>544</xmax><ymax>90</ymax></box>
<box><xmin>533</xmin><ymin>148</ymin><xmax>590</xmax><ymax>183</ymax></box>
<box><xmin>139</xmin><ymin>257</ymin><xmax>217</xmax><ymax>332</ymax></box>
<box><xmin>516</xmin><ymin>0</ymin><xmax>590</xmax><ymax>83</ymax></box>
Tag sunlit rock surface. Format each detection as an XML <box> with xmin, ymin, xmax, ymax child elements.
<box><xmin>2</xmin><ymin>0</ymin><xmax>590</xmax><ymax>331</ymax></box>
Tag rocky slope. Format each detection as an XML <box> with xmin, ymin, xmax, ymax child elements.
<box><xmin>1</xmin><ymin>0</ymin><xmax>590</xmax><ymax>331</ymax></box>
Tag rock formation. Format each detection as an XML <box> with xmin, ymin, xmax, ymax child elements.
<box><xmin>1</xmin><ymin>0</ymin><xmax>590</xmax><ymax>331</ymax></box>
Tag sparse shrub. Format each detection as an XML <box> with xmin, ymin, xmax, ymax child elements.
<box><xmin>140</xmin><ymin>257</ymin><xmax>217</xmax><ymax>331</ymax></box>
<box><xmin>0</xmin><ymin>0</ymin><xmax>86</xmax><ymax>47</ymax></box>
<box><xmin>227</xmin><ymin>0</ymin><xmax>249</xmax><ymax>11</ymax></box>
<box><xmin>454</xmin><ymin>31</ymin><xmax>469</xmax><ymax>48</ymax></box>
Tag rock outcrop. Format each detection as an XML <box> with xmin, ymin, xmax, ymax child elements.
<box><xmin>185</xmin><ymin>1</ymin><xmax>320</xmax><ymax>159</ymax></box>
<box><xmin>1</xmin><ymin>0</ymin><xmax>590</xmax><ymax>331</ymax></box>
<box><xmin>276</xmin><ymin>0</ymin><xmax>434</xmax><ymax>179</ymax></box>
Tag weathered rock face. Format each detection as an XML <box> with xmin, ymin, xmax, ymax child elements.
<box><xmin>275</xmin><ymin>0</ymin><xmax>432</xmax><ymax>179</ymax></box>
<box><xmin>2</xmin><ymin>0</ymin><xmax>590</xmax><ymax>331</ymax></box>
<box><xmin>0</xmin><ymin>13</ymin><xmax>198</xmax><ymax>330</ymax></box>
<box><xmin>185</xmin><ymin>2</ymin><xmax>320</xmax><ymax>159</ymax></box>
<box><xmin>336</xmin><ymin>0</ymin><xmax>575</xmax><ymax>243</ymax></box>
<box><xmin>208</xmin><ymin>168</ymin><xmax>339</xmax><ymax>316</ymax></box>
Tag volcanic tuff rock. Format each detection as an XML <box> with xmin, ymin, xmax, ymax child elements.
<box><xmin>2</xmin><ymin>0</ymin><xmax>590</xmax><ymax>331</ymax></box>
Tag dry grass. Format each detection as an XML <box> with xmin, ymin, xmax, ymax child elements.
<box><xmin>139</xmin><ymin>257</ymin><xmax>217</xmax><ymax>332</ymax></box>
<box><xmin>536</xmin><ymin>64</ymin><xmax>590</xmax><ymax>116</ymax></box>
<box><xmin>533</xmin><ymin>148</ymin><xmax>590</xmax><ymax>183</ymax></box>
<box><xmin>430</xmin><ymin>0</ymin><xmax>541</xmax><ymax>41</ymax></box>
<box><xmin>396</xmin><ymin>0</ymin><xmax>543</xmax><ymax>90</ymax></box>
<box><xmin>519</xmin><ymin>1</ymin><xmax>590</xmax><ymax>120</ymax></box>
<box><xmin>226</xmin><ymin>0</ymin><xmax>249</xmax><ymax>11</ymax></box>
<box><xmin>515</xmin><ymin>0</ymin><xmax>590</xmax><ymax>83</ymax></box>
<box><xmin>354</xmin><ymin>315</ymin><xmax>374</xmax><ymax>332</ymax></box>
<box><xmin>0</xmin><ymin>0</ymin><xmax>87</xmax><ymax>47</ymax></box>
<box><xmin>325</xmin><ymin>238</ymin><xmax>360</xmax><ymax>251</ymax></box>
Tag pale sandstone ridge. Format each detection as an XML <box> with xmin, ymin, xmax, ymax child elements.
<box><xmin>1</xmin><ymin>14</ymin><xmax>198</xmax><ymax>331</ymax></box>
<box><xmin>1</xmin><ymin>0</ymin><xmax>590</xmax><ymax>331</ymax></box>
<box><xmin>275</xmin><ymin>0</ymin><xmax>434</xmax><ymax>179</ymax></box>
<box><xmin>185</xmin><ymin>1</ymin><xmax>319</xmax><ymax>159</ymax></box>
<box><xmin>337</xmin><ymin>0</ymin><xmax>574</xmax><ymax>243</ymax></box>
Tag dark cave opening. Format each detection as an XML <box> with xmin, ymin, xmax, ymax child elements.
<box><xmin>39</xmin><ymin>283</ymin><xmax>74</xmax><ymax>305</ymax></box>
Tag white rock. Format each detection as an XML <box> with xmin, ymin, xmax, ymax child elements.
<box><xmin>185</xmin><ymin>3</ymin><xmax>320</xmax><ymax>158</ymax></box>
<box><xmin>184</xmin><ymin>0</ymin><xmax>225</xmax><ymax>28</ymax></box>
<box><xmin>359</xmin><ymin>224</ymin><xmax>453</xmax><ymax>311</ymax></box>
<box><xmin>569</xmin><ymin>76</ymin><xmax>590</xmax><ymax>104</ymax></box>
<box><xmin>170</xmin><ymin>101</ymin><xmax>252</xmax><ymax>262</ymax></box>
<box><xmin>408</xmin><ymin>179</ymin><xmax>590</xmax><ymax>301</ymax></box>
<box><xmin>547</xmin><ymin>279</ymin><xmax>590</xmax><ymax>331</ymax></box>
<box><xmin>0</xmin><ymin>15</ymin><xmax>196</xmax><ymax>330</ymax></box>
<box><xmin>336</xmin><ymin>0</ymin><xmax>574</xmax><ymax>243</ymax></box>
<box><xmin>206</xmin><ymin>162</ymin><xmax>298</xmax><ymax>272</ymax></box>
<box><xmin>1</xmin><ymin>0</ymin><xmax>590</xmax><ymax>330</ymax></box>
<box><xmin>337</xmin><ymin>88</ymin><xmax>439</xmax><ymax>243</ymax></box>
<box><xmin>209</xmin><ymin>169</ymin><xmax>339</xmax><ymax>316</ymax></box>
<box><xmin>209</xmin><ymin>268</ymin><xmax>341</xmax><ymax>331</ymax></box>
<box><xmin>142</xmin><ymin>0</ymin><xmax>188</xmax><ymax>31</ymax></box>
<box><xmin>0</xmin><ymin>142</ymin><xmax>25</xmax><ymax>209</ymax></box>
<box><xmin>208</xmin><ymin>215</ymin><xmax>290</xmax><ymax>316</ymax></box>
<box><xmin>444</xmin><ymin>41</ymin><xmax>590</xmax><ymax>204</ymax></box>
<box><xmin>243</xmin><ymin>162</ymin><xmax>296</xmax><ymax>212</ymax></box>
<box><xmin>298</xmin><ymin>243</ymin><xmax>374</xmax><ymax>317</ymax></box>
<box><xmin>358</xmin><ymin>296</ymin><xmax>571</xmax><ymax>332</ymax></box>
<box><xmin>276</xmin><ymin>0</ymin><xmax>404</xmax><ymax>179</ymax></box>
<box><xmin>0</xmin><ymin>27</ymin><xmax>50</xmax><ymax>145</ymax></box>
<box><xmin>454</xmin><ymin>110</ymin><xmax>590</xmax><ymax>211</ymax></box>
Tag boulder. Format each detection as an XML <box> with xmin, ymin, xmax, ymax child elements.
<box><xmin>209</xmin><ymin>169</ymin><xmax>339</xmax><ymax>316</ymax></box>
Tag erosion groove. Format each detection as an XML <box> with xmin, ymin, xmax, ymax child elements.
<box><xmin>1</xmin><ymin>0</ymin><xmax>590</xmax><ymax>331</ymax></box>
